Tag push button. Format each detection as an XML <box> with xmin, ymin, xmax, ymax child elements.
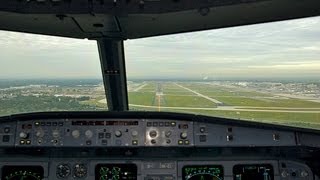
<box><xmin>116</xmin><ymin>140</ymin><xmax>122</xmax><ymax>145</ymax></box>
<box><xmin>132</xmin><ymin>140</ymin><xmax>138</xmax><ymax>145</ymax></box>
<box><xmin>101</xmin><ymin>140</ymin><xmax>108</xmax><ymax>145</ymax></box>
<box><xmin>2</xmin><ymin>135</ymin><xmax>10</xmax><ymax>142</ymax></box>
<box><xmin>184</xmin><ymin>140</ymin><xmax>190</xmax><ymax>145</ymax></box>
<box><xmin>98</xmin><ymin>133</ymin><xmax>104</xmax><ymax>139</ymax></box>
<box><xmin>4</xmin><ymin>127</ymin><xmax>10</xmax><ymax>133</ymax></box>
<box><xmin>105</xmin><ymin>133</ymin><xmax>111</xmax><ymax>139</ymax></box>
<box><xmin>86</xmin><ymin>140</ymin><xmax>92</xmax><ymax>145</ymax></box>
<box><xmin>199</xmin><ymin>135</ymin><xmax>207</xmax><ymax>142</ymax></box>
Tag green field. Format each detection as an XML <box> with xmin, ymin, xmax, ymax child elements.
<box><xmin>164</xmin><ymin>95</ymin><xmax>216</xmax><ymax>107</ymax></box>
<box><xmin>128</xmin><ymin>81</ymin><xmax>320</xmax><ymax>130</ymax></box>
<box><xmin>129</xmin><ymin>92</ymin><xmax>155</xmax><ymax>106</ymax></box>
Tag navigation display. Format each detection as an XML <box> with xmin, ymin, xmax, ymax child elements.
<box><xmin>95</xmin><ymin>164</ymin><xmax>137</xmax><ymax>180</ymax></box>
<box><xmin>182</xmin><ymin>165</ymin><xmax>224</xmax><ymax>180</ymax></box>
<box><xmin>233</xmin><ymin>164</ymin><xmax>274</xmax><ymax>180</ymax></box>
<box><xmin>1</xmin><ymin>166</ymin><xmax>44</xmax><ymax>180</ymax></box>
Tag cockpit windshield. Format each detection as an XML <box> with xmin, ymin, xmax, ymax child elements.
<box><xmin>0</xmin><ymin>16</ymin><xmax>320</xmax><ymax>129</ymax></box>
<box><xmin>0</xmin><ymin>32</ymin><xmax>107</xmax><ymax>115</ymax></box>
<box><xmin>125</xmin><ymin>16</ymin><xmax>320</xmax><ymax>129</ymax></box>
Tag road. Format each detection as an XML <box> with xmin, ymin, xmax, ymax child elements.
<box><xmin>174</xmin><ymin>83</ymin><xmax>223</xmax><ymax>105</ymax></box>
<box><xmin>133</xmin><ymin>83</ymin><xmax>147</xmax><ymax>92</ymax></box>
<box><xmin>129</xmin><ymin>104</ymin><xmax>320</xmax><ymax>113</ymax></box>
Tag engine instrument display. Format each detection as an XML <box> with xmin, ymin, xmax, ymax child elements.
<box><xmin>95</xmin><ymin>164</ymin><xmax>137</xmax><ymax>180</ymax></box>
<box><xmin>1</xmin><ymin>166</ymin><xmax>44</xmax><ymax>180</ymax></box>
<box><xmin>233</xmin><ymin>164</ymin><xmax>274</xmax><ymax>180</ymax></box>
<box><xmin>182</xmin><ymin>165</ymin><xmax>224</xmax><ymax>180</ymax></box>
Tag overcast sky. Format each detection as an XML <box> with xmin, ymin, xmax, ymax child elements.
<box><xmin>0</xmin><ymin>16</ymin><xmax>320</xmax><ymax>80</ymax></box>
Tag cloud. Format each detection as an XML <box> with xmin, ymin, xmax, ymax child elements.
<box><xmin>1</xmin><ymin>16</ymin><xmax>320</xmax><ymax>79</ymax></box>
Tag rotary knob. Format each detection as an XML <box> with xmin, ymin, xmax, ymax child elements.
<box><xmin>52</xmin><ymin>130</ymin><xmax>60</xmax><ymax>138</ymax></box>
<box><xmin>36</xmin><ymin>130</ymin><xmax>44</xmax><ymax>138</ymax></box>
<box><xmin>149</xmin><ymin>130</ymin><xmax>157</xmax><ymax>138</ymax></box>
<box><xmin>85</xmin><ymin>130</ymin><xmax>93</xmax><ymax>138</ymax></box>
<box><xmin>301</xmin><ymin>170</ymin><xmax>309</xmax><ymax>177</ymax></box>
<box><xmin>180</xmin><ymin>132</ymin><xmax>188</xmax><ymax>139</ymax></box>
<box><xmin>72</xmin><ymin>130</ymin><xmax>80</xmax><ymax>139</ymax></box>
<box><xmin>165</xmin><ymin>131</ymin><xmax>172</xmax><ymax>138</ymax></box>
<box><xmin>56</xmin><ymin>164</ymin><xmax>71</xmax><ymax>179</ymax></box>
<box><xmin>73</xmin><ymin>164</ymin><xmax>87</xmax><ymax>178</ymax></box>
<box><xmin>281</xmin><ymin>170</ymin><xmax>289</xmax><ymax>178</ymax></box>
<box><xmin>115</xmin><ymin>130</ymin><xmax>122</xmax><ymax>137</ymax></box>
<box><xmin>19</xmin><ymin>132</ymin><xmax>28</xmax><ymax>139</ymax></box>
<box><xmin>131</xmin><ymin>130</ymin><xmax>138</xmax><ymax>137</ymax></box>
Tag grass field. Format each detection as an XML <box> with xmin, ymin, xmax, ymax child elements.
<box><xmin>127</xmin><ymin>81</ymin><xmax>320</xmax><ymax>130</ymax></box>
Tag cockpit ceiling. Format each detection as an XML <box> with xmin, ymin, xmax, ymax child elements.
<box><xmin>0</xmin><ymin>0</ymin><xmax>320</xmax><ymax>39</ymax></box>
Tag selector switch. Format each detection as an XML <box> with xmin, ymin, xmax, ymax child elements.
<box><xmin>85</xmin><ymin>130</ymin><xmax>93</xmax><ymax>138</ymax></box>
<box><xmin>180</xmin><ymin>132</ymin><xmax>188</xmax><ymax>139</ymax></box>
<box><xmin>131</xmin><ymin>130</ymin><xmax>138</xmax><ymax>137</ymax></box>
<box><xmin>72</xmin><ymin>130</ymin><xmax>80</xmax><ymax>139</ymax></box>
<box><xmin>149</xmin><ymin>130</ymin><xmax>158</xmax><ymax>138</ymax></box>
<box><xmin>165</xmin><ymin>131</ymin><xmax>172</xmax><ymax>138</ymax></box>
<box><xmin>52</xmin><ymin>130</ymin><xmax>60</xmax><ymax>138</ymax></box>
<box><xmin>19</xmin><ymin>132</ymin><xmax>28</xmax><ymax>139</ymax></box>
<box><xmin>115</xmin><ymin>130</ymin><xmax>122</xmax><ymax>137</ymax></box>
<box><xmin>4</xmin><ymin>127</ymin><xmax>10</xmax><ymax>133</ymax></box>
<box><xmin>36</xmin><ymin>130</ymin><xmax>44</xmax><ymax>138</ymax></box>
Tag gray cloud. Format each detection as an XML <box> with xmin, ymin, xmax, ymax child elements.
<box><xmin>0</xmin><ymin>16</ymin><xmax>320</xmax><ymax>80</ymax></box>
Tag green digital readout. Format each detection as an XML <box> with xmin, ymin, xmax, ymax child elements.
<box><xmin>233</xmin><ymin>164</ymin><xmax>274</xmax><ymax>180</ymax></box>
<box><xmin>95</xmin><ymin>164</ymin><xmax>137</xmax><ymax>180</ymax></box>
<box><xmin>183</xmin><ymin>165</ymin><xmax>224</xmax><ymax>180</ymax></box>
<box><xmin>1</xmin><ymin>166</ymin><xmax>44</xmax><ymax>180</ymax></box>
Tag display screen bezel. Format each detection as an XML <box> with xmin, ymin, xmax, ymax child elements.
<box><xmin>182</xmin><ymin>165</ymin><xmax>224</xmax><ymax>180</ymax></box>
<box><xmin>233</xmin><ymin>164</ymin><xmax>274</xmax><ymax>180</ymax></box>
<box><xmin>95</xmin><ymin>163</ymin><xmax>138</xmax><ymax>180</ymax></box>
<box><xmin>1</xmin><ymin>165</ymin><xmax>44</xmax><ymax>180</ymax></box>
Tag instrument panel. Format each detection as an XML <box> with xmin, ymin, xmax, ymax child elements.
<box><xmin>0</xmin><ymin>112</ymin><xmax>319</xmax><ymax>180</ymax></box>
<box><xmin>0</xmin><ymin>160</ymin><xmax>313</xmax><ymax>180</ymax></box>
<box><xmin>0</xmin><ymin>118</ymin><xmax>300</xmax><ymax>148</ymax></box>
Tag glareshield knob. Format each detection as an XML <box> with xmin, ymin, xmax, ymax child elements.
<box><xmin>165</xmin><ymin>131</ymin><xmax>172</xmax><ymax>138</ymax></box>
<box><xmin>19</xmin><ymin>132</ymin><xmax>28</xmax><ymax>139</ymax></box>
<box><xmin>115</xmin><ymin>130</ymin><xmax>122</xmax><ymax>137</ymax></box>
<box><xmin>180</xmin><ymin>132</ymin><xmax>188</xmax><ymax>139</ymax></box>
<box><xmin>149</xmin><ymin>130</ymin><xmax>157</xmax><ymax>138</ymax></box>
<box><xmin>131</xmin><ymin>130</ymin><xmax>138</xmax><ymax>137</ymax></box>
<box><xmin>85</xmin><ymin>130</ymin><xmax>93</xmax><ymax>138</ymax></box>
<box><xmin>36</xmin><ymin>130</ymin><xmax>44</xmax><ymax>137</ymax></box>
<box><xmin>72</xmin><ymin>130</ymin><xmax>80</xmax><ymax>138</ymax></box>
<box><xmin>52</xmin><ymin>130</ymin><xmax>60</xmax><ymax>138</ymax></box>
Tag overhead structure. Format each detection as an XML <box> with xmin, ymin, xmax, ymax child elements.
<box><xmin>0</xmin><ymin>0</ymin><xmax>319</xmax><ymax>39</ymax></box>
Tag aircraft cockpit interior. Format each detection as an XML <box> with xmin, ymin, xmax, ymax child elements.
<box><xmin>0</xmin><ymin>1</ymin><xmax>320</xmax><ymax>180</ymax></box>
